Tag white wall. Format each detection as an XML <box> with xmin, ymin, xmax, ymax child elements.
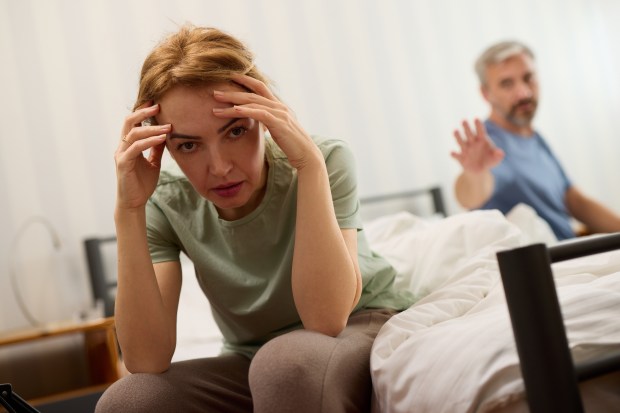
<box><xmin>1</xmin><ymin>0</ymin><xmax>619</xmax><ymax>332</ymax></box>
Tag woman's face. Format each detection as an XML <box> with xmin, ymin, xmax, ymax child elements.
<box><xmin>156</xmin><ymin>83</ymin><xmax>267</xmax><ymax>221</ymax></box>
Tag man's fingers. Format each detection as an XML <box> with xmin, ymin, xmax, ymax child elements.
<box><xmin>474</xmin><ymin>118</ymin><xmax>489</xmax><ymax>142</ymax></box>
<box><xmin>462</xmin><ymin>120</ymin><xmax>475</xmax><ymax>140</ymax></box>
<box><xmin>454</xmin><ymin>130</ymin><xmax>466</xmax><ymax>147</ymax></box>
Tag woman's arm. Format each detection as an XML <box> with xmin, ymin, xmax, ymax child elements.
<box><xmin>114</xmin><ymin>208</ymin><xmax>182</xmax><ymax>373</ymax></box>
<box><xmin>293</xmin><ymin>156</ymin><xmax>363</xmax><ymax>336</ymax></box>
<box><xmin>113</xmin><ymin>103</ymin><xmax>180</xmax><ymax>373</ymax></box>
<box><xmin>212</xmin><ymin>75</ymin><xmax>361</xmax><ymax>336</ymax></box>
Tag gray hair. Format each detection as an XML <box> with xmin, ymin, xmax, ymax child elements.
<box><xmin>474</xmin><ymin>41</ymin><xmax>535</xmax><ymax>85</ymax></box>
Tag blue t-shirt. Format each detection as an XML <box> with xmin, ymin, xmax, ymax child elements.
<box><xmin>480</xmin><ymin>120</ymin><xmax>575</xmax><ymax>240</ymax></box>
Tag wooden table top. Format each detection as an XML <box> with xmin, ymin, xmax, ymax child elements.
<box><xmin>0</xmin><ymin>317</ymin><xmax>115</xmax><ymax>346</ymax></box>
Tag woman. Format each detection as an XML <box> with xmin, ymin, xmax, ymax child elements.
<box><xmin>96</xmin><ymin>24</ymin><xmax>413</xmax><ymax>413</ymax></box>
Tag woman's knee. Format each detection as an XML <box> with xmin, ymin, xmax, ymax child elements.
<box><xmin>250</xmin><ymin>330</ymin><xmax>330</xmax><ymax>384</ymax></box>
<box><xmin>251</xmin><ymin>330</ymin><xmax>332</xmax><ymax>387</ymax></box>
<box><xmin>95</xmin><ymin>373</ymin><xmax>176</xmax><ymax>413</ymax></box>
<box><xmin>249</xmin><ymin>331</ymin><xmax>331</xmax><ymax>411</ymax></box>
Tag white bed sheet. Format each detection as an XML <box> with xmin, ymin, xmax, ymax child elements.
<box><xmin>368</xmin><ymin>209</ymin><xmax>620</xmax><ymax>412</ymax></box>
<box><xmin>171</xmin><ymin>205</ymin><xmax>620</xmax><ymax>411</ymax></box>
<box><xmin>172</xmin><ymin>254</ymin><xmax>223</xmax><ymax>362</ymax></box>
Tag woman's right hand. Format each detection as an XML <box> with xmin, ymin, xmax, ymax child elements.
<box><xmin>115</xmin><ymin>103</ymin><xmax>171</xmax><ymax>210</ymax></box>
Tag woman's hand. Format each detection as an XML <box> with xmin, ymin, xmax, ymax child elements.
<box><xmin>115</xmin><ymin>103</ymin><xmax>171</xmax><ymax>210</ymax></box>
<box><xmin>451</xmin><ymin>119</ymin><xmax>504</xmax><ymax>173</ymax></box>
<box><xmin>212</xmin><ymin>75</ymin><xmax>321</xmax><ymax>170</ymax></box>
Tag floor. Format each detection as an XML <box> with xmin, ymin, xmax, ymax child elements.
<box><xmin>33</xmin><ymin>390</ymin><xmax>103</xmax><ymax>413</ymax></box>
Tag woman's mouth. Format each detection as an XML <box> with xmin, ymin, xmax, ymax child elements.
<box><xmin>213</xmin><ymin>182</ymin><xmax>243</xmax><ymax>198</ymax></box>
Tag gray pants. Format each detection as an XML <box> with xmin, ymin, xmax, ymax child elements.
<box><xmin>95</xmin><ymin>309</ymin><xmax>394</xmax><ymax>413</ymax></box>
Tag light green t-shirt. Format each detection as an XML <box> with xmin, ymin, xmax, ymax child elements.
<box><xmin>146</xmin><ymin>136</ymin><xmax>414</xmax><ymax>357</ymax></box>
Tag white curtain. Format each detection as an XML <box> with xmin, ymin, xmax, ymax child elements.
<box><xmin>1</xmin><ymin>0</ymin><xmax>619</xmax><ymax>331</ymax></box>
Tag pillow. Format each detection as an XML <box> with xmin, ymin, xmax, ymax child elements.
<box><xmin>505</xmin><ymin>203</ymin><xmax>558</xmax><ymax>245</ymax></box>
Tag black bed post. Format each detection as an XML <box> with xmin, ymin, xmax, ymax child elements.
<box><xmin>429</xmin><ymin>187</ymin><xmax>446</xmax><ymax>217</ymax></box>
<box><xmin>496</xmin><ymin>243</ymin><xmax>583</xmax><ymax>413</ymax></box>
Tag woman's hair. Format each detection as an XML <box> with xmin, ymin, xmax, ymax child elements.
<box><xmin>474</xmin><ymin>40</ymin><xmax>534</xmax><ymax>86</ymax></box>
<box><xmin>134</xmin><ymin>24</ymin><xmax>270</xmax><ymax>110</ymax></box>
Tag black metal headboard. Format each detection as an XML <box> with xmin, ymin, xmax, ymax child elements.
<box><xmin>359</xmin><ymin>186</ymin><xmax>446</xmax><ymax>221</ymax></box>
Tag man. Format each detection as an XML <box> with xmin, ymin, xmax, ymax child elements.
<box><xmin>451</xmin><ymin>40</ymin><xmax>620</xmax><ymax>240</ymax></box>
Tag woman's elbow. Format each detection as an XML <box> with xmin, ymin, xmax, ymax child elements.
<box><xmin>120</xmin><ymin>343</ymin><xmax>175</xmax><ymax>374</ymax></box>
<box><xmin>304</xmin><ymin>316</ymin><xmax>347</xmax><ymax>337</ymax></box>
<box><xmin>123</xmin><ymin>356</ymin><xmax>172</xmax><ymax>374</ymax></box>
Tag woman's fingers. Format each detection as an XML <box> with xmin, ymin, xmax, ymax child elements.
<box><xmin>213</xmin><ymin>89</ymin><xmax>282</xmax><ymax>112</ymax></box>
<box><xmin>122</xmin><ymin>124</ymin><xmax>171</xmax><ymax>146</ymax></box>
<box><xmin>146</xmin><ymin>140</ymin><xmax>167</xmax><ymax>167</ymax></box>
<box><xmin>213</xmin><ymin>74</ymin><xmax>281</xmax><ymax>111</ymax></box>
<box><xmin>230</xmin><ymin>74</ymin><xmax>278</xmax><ymax>101</ymax></box>
<box><xmin>121</xmin><ymin>103</ymin><xmax>160</xmax><ymax>141</ymax></box>
<box><xmin>127</xmin><ymin>134</ymin><xmax>167</xmax><ymax>154</ymax></box>
<box><xmin>215</xmin><ymin>103</ymin><xmax>282</xmax><ymax>123</ymax></box>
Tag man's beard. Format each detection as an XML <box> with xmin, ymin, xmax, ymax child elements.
<box><xmin>505</xmin><ymin>98</ymin><xmax>537</xmax><ymax>127</ymax></box>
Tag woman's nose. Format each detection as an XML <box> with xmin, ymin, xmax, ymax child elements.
<box><xmin>207</xmin><ymin>149</ymin><xmax>232</xmax><ymax>177</ymax></box>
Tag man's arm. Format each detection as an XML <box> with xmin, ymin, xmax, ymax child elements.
<box><xmin>451</xmin><ymin>119</ymin><xmax>505</xmax><ymax>209</ymax></box>
<box><xmin>565</xmin><ymin>186</ymin><xmax>620</xmax><ymax>233</ymax></box>
<box><xmin>454</xmin><ymin>170</ymin><xmax>495</xmax><ymax>209</ymax></box>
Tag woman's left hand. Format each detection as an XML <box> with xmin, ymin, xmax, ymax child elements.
<box><xmin>212</xmin><ymin>75</ymin><xmax>321</xmax><ymax>170</ymax></box>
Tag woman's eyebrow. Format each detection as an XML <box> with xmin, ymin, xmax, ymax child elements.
<box><xmin>168</xmin><ymin>132</ymin><xmax>201</xmax><ymax>140</ymax></box>
<box><xmin>168</xmin><ymin>118</ymin><xmax>242</xmax><ymax>140</ymax></box>
<box><xmin>217</xmin><ymin>118</ymin><xmax>241</xmax><ymax>134</ymax></box>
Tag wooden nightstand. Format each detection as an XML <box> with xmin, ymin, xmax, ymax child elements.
<box><xmin>0</xmin><ymin>317</ymin><xmax>121</xmax><ymax>407</ymax></box>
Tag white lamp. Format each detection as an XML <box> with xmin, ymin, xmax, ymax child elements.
<box><xmin>9</xmin><ymin>216</ymin><xmax>62</xmax><ymax>328</ymax></box>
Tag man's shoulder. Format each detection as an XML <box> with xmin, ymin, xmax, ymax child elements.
<box><xmin>484</xmin><ymin>120</ymin><xmax>547</xmax><ymax>146</ymax></box>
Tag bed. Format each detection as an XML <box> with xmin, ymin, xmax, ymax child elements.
<box><xmin>497</xmin><ymin>232</ymin><xmax>620</xmax><ymax>412</ymax></box>
<box><xmin>83</xmin><ymin>187</ymin><xmax>620</xmax><ymax>411</ymax></box>
<box><xmin>366</xmin><ymin>199</ymin><xmax>620</xmax><ymax>412</ymax></box>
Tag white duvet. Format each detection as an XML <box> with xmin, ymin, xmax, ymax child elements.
<box><xmin>366</xmin><ymin>209</ymin><xmax>620</xmax><ymax>413</ymax></box>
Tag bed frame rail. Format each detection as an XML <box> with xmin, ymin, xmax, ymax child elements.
<box><xmin>496</xmin><ymin>232</ymin><xmax>620</xmax><ymax>413</ymax></box>
<box><xmin>360</xmin><ymin>186</ymin><xmax>446</xmax><ymax>217</ymax></box>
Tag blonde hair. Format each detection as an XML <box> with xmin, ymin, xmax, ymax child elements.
<box><xmin>474</xmin><ymin>41</ymin><xmax>534</xmax><ymax>85</ymax></box>
<box><xmin>134</xmin><ymin>24</ymin><xmax>270</xmax><ymax>110</ymax></box>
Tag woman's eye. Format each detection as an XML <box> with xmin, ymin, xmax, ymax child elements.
<box><xmin>177</xmin><ymin>142</ymin><xmax>196</xmax><ymax>152</ymax></box>
<box><xmin>229</xmin><ymin>126</ymin><xmax>247</xmax><ymax>139</ymax></box>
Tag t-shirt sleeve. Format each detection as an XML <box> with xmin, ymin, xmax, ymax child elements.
<box><xmin>320</xmin><ymin>138</ymin><xmax>363</xmax><ymax>230</ymax></box>
<box><xmin>145</xmin><ymin>198</ymin><xmax>182</xmax><ymax>263</ymax></box>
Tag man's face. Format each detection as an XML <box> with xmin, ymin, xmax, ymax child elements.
<box><xmin>482</xmin><ymin>53</ymin><xmax>539</xmax><ymax>129</ymax></box>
